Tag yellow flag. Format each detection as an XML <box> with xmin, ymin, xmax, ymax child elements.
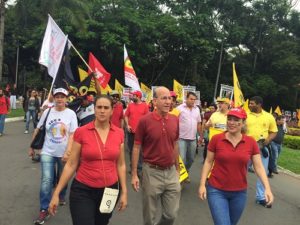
<box><xmin>100</xmin><ymin>84</ymin><xmax>112</xmax><ymax>94</ymax></box>
<box><xmin>233</xmin><ymin>63</ymin><xmax>245</xmax><ymax>107</ymax></box>
<box><xmin>243</xmin><ymin>99</ymin><xmax>249</xmax><ymax>112</ymax></box>
<box><xmin>270</xmin><ymin>107</ymin><xmax>273</xmax><ymax>114</ymax></box>
<box><xmin>140</xmin><ymin>83</ymin><xmax>152</xmax><ymax>103</ymax></box>
<box><xmin>274</xmin><ymin>106</ymin><xmax>282</xmax><ymax>115</ymax></box>
<box><xmin>78</xmin><ymin>67</ymin><xmax>96</xmax><ymax>92</ymax></box>
<box><xmin>173</xmin><ymin>79</ymin><xmax>183</xmax><ymax>102</ymax></box>
<box><xmin>178</xmin><ymin>156</ymin><xmax>189</xmax><ymax>183</ymax></box>
<box><xmin>115</xmin><ymin>79</ymin><xmax>124</xmax><ymax>96</ymax></box>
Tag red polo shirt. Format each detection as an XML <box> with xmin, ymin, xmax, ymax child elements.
<box><xmin>111</xmin><ymin>102</ymin><xmax>124</xmax><ymax>128</ymax></box>
<box><xmin>134</xmin><ymin>111</ymin><xmax>179</xmax><ymax>168</ymax></box>
<box><xmin>125</xmin><ymin>102</ymin><xmax>149</xmax><ymax>133</ymax></box>
<box><xmin>0</xmin><ymin>96</ymin><xmax>9</xmax><ymax>114</ymax></box>
<box><xmin>73</xmin><ymin>121</ymin><xmax>124</xmax><ymax>188</ymax></box>
<box><xmin>208</xmin><ymin>132</ymin><xmax>260</xmax><ymax>191</ymax></box>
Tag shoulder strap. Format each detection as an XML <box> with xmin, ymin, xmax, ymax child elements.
<box><xmin>43</xmin><ymin>108</ymin><xmax>52</xmax><ymax>126</ymax></box>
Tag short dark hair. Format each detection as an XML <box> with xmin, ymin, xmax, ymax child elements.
<box><xmin>186</xmin><ymin>92</ymin><xmax>197</xmax><ymax>99</ymax></box>
<box><xmin>94</xmin><ymin>95</ymin><xmax>113</xmax><ymax>108</ymax></box>
<box><xmin>209</xmin><ymin>103</ymin><xmax>217</xmax><ymax>110</ymax></box>
<box><xmin>276</xmin><ymin>115</ymin><xmax>283</xmax><ymax>121</ymax></box>
<box><xmin>250</xmin><ymin>96</ymin><xmax>263</xmax><ymax>105</ymax></box>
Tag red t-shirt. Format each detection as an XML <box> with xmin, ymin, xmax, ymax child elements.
<box><xmin>125</xmin><ymin>102</ymin><xmax>149</xmax><ymax>133</ymax></box>
<box><xmin>73</xmin><ymin>122</ymin><xmax>124</xmax><ymax>188</ymax></box>
<box><xmin>111</xmin><ymin>102</ymin><xmax>124</xmax><ymax>128</ymax></box>
<box><xmin>134</xmin><ymin>111</ymin><xmax>179</xmax><ymax>168</ymax></box>
<box><xmin>0</xmin><ymin>96</ymin><xmax>9</xmax><ymax>114</ymax></box>
<box><xmin>208</xmin><ymin>132</ymin><xmax>260</xmax><ymax>191</ymax></box>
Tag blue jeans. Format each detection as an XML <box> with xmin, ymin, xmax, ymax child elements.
<box><xmin>207</xmin><ymin>184</ymin><xmax>247</xmax><ymax>225</ymax></box>
<box><xmin>270</xmin><ymin>142</ymin><xmax>282</xmax><ymax>172</ymax></box>
<box><xmin>0</xmin><ymin>114</ymin><xmax>6</xmax><ymax>134</ymax></box>
<box><xmin>40</xmin><ymin>154</ymin><xmax>67</xmax><ymax>210</ymax></box>
<box><xmin>179</xmin><ymin>139</ymin><xmax>197</xmax><ymax>171</ymax></box>
<box><xmin>256</xmin><ymin>146</ymin><xmax>269</xmax><ymax>201</ymax></box>
<box><xmin>25</xmin><ymin>110</ymin><xmax>37</xmax><ymax>130</ymax></box>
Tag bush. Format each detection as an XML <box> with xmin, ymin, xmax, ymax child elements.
<box><xmin>287</xmin><ymin>127</ymin><xmax>300</xmax><ymax>136</ymax></box>
<box><xmin>283</xmin><ymin>135</ymin><xmax>300</xmax><ymax>150</ymax></box>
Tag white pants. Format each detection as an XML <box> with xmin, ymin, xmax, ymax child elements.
<box><xmin>10</xmin><ymin>95</ymin><xmax>16</xmax><ymax>109</ymax></box>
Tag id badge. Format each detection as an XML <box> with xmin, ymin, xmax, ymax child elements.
<box><xmin>99</xmin><ymin>187</ymin><xmax>119</xmax><ymax>213</ymax></box>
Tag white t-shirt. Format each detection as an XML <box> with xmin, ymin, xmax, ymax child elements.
<box><xmin>37</xmin><ymin>108</ymin><xmax>78</xmax><ymax>157</ymax></box>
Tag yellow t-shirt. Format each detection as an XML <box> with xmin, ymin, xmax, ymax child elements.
<box><xmin>169</xmin><ymin>108</ymin><xmax>180</xmax><ymax>117</ymax></box>
<box><xmin>246</xmin><ymin>110</ymin><xmax>278</xmax><ymax>141</ymax></box>
<box><xmin>208</xmin><ymin>111</ymin><xmax>227</xmax><ymax>131</ymax></box>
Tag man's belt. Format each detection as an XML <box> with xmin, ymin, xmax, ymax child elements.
<box><xmin>145</xmin><ymin>162</ymin><xmax>173</xmax><ymax>170</ymax></box>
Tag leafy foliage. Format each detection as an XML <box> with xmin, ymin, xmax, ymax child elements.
<box><xmin>2</xmin><ymin>0</ymin><xmax>300</xmax><ymax>109</ymax></box>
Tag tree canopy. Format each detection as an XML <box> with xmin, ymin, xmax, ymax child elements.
<box><xmin>2</xmin><ymin>0</ymin><xmax>300</xmax><ymax>109</ymax></box>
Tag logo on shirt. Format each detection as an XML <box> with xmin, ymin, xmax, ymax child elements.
<box><xmin>48</xmin><ymin>119</ymin><xmax>67</xmax><ymax>144</ymax></box>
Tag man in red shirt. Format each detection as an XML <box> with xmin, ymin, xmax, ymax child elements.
<box><xmin>124</xmin><ymin>90</ymin><xmax>149</xmax><ymax>174</ymax></box>
<box><xmin>110</xmin><ymin>90</ymin><xmax>124</xmax><ymax>128</ymax></box>
<box><xmin>131</xmin><ymin>86</ymin><xmax>181</xmax><ymax>225</ymax></box>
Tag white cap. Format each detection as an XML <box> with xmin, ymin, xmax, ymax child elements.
<box><xmin>53</xmin><ymin>88</ymin><xmax>69</xmax><ymax>96</ymax></box>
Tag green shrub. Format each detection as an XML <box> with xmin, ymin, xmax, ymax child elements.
<box><xmin>283</xmin><ymin>135</ymin><xmax>300</xmax><ymax>150</ymax></box>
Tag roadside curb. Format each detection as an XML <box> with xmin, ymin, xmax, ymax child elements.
<box><xmin>278</xmin><ymin>166</ymin><xmax>300</xmax><ymax>179</ymax></box>
<box><xmin>5</xmin><ymin>116</ymin><xmax>24</xmax><ymax>123</ymax></box>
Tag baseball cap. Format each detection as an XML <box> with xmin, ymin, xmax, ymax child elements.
<box><xmin>170</xmin><ymin>91</ymin><xmax>177</xmax><ymax>98</ymax></box>
<box><xmin>216</xmin><ymin>97</ymin><xmax>230</xmax><ymax>104</ymax></box>
<box><xmin>53</xmin><ymin>88</ymin><xmax>69</xmax><ymax>96</ymax></box>
<box><xmin>110</xmin><ymin>90</ymin><xmax>120</xmax><ymax>96</ymax></box>
<box><xmin>227</xmin><ymin>107</ymin><xmax>247</xmax><ymax>119</ymax></box>
<box><xmin>132</xmin><ymin>90</ymin><xmax>142</xmax><ymax>98</ymax></box>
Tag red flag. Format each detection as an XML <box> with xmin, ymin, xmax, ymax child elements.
<box><xmin>88</xmin><ymin>52</ymin><xmax>111</xmax><ymax>88</ymax></box>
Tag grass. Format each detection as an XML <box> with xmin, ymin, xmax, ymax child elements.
<box><xmin>7</xmin><ymin>108</ymin><xmax>25</xmax><ymax>118</ymax></box>
<box><xmin>278</xmin><ymin>146</ymin><xmax>300</xmax><ymax>174</ymax></box>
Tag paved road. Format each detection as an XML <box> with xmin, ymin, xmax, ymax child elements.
<box><xmin>0</xmin><ymin>121</ymin><xmax>300</xmax><ymax>225</ymax></box>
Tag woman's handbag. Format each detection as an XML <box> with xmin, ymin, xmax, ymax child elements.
<box><xmin>30</xmin><ymin>108</ymin><xmax>51</xmax><ymax>149</ymax></box>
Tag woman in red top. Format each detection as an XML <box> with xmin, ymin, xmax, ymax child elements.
<box><xmin>198</xmin><ymin>108</ymin><xmax>273</xmax><ymax>225</ymax></box>
<box><xmin>49</xmin><ymin>95</ymin><xmax>127</xmax><ymax>225</ymax></box>
<box><xmin>0</xmin><ymin>88</ymin><xmax>10</xmax><ymax>136</ymax></box>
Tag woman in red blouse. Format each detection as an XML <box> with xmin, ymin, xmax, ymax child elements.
<box><xmin>198</xmin><ymin>107</ymin><xmax>273</xmax><ymax>225</ymax></box>
<box><xmin>49</xmin><ymin>95</ymin><xmax>127</xmax><ymax>225</ymax></box>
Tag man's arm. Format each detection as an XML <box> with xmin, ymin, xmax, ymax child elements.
<box><xmin>131</xmin><ymin>143</ymin><xmax>141</xmax><ymax>192</ymax></box>
<box><xmin>265</xmin><ymin>132</ymin><xmax>277</xmax><ymax>145</ymax></box>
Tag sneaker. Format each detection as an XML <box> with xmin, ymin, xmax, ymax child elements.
<box><xmin>59</xmin><ymin>197</ymin><xmax>66</xmax><ymax>206</ymax></box>
<box><xmin>24</xmin><ymin>130</ymin><xmax>29</xmax><ymax>134</ymax></box>
<box><xmin>256</xmin><ymin>200</ymin><xmax>272</xmax><ymax>208</ymax></box>
<box><xmin>273</xmin><ymin>170</ymin><xmax>279</xmax><ymax>174</ymax></box>
<box><xmin>33</xmin><ymin>210</ymin><xmax>50</xmax><ymax>224</ymax></box>
<box><xmin>268</xmin><ymin>173</ymin><xmax>273</xmax><ymax>178</ymax></box>
<box><xmin>0</xmin><ymin>133</ymin><xmax>2</xmax><ymax>137</ymax></box>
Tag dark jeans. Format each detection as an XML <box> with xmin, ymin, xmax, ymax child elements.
<box><xmin>127</xmin><ymin>131</ymin><xmax>143</xmax><ymax>174</ymax></box>
<box><xmin>70</xmin><ymin>179</ymin><xmax>119</xmax><ymax>225</ymax></box>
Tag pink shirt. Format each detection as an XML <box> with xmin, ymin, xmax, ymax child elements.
<box><xmin>73</xmin><ymin>122</ymin><xmax>124</xmax><ymax>188</ymax></box>
<box><xmin>177</xmin><ymin>103</ymin><xmax>201</xmax><ymax>140</ymax></box>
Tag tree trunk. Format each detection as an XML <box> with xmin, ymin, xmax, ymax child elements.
<box><xmin>0</xmin><ymin>0</ymin><xmax>5</xmax><ymax>82</ymax></box>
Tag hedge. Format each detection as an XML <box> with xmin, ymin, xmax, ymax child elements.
<box><xmin>283</xmin><ymin>135</ymin><xmax>300</xmax><ymax>150</ymax></box>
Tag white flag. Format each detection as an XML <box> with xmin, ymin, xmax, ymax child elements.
<box><xmin>39</xmin><ymin>15</ymin><xmax>67</xmax><ymax>79</ymax></box>
<box><xmin>124</xmin><ymin>45</ymin><xmax>141</xmax><ymax>91</ymax></box>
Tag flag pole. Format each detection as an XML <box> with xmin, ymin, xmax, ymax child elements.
<box><xmin>69</xmin><ymin>42</ymin><xmax>93</xmax><ymax>72</ymax></box>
